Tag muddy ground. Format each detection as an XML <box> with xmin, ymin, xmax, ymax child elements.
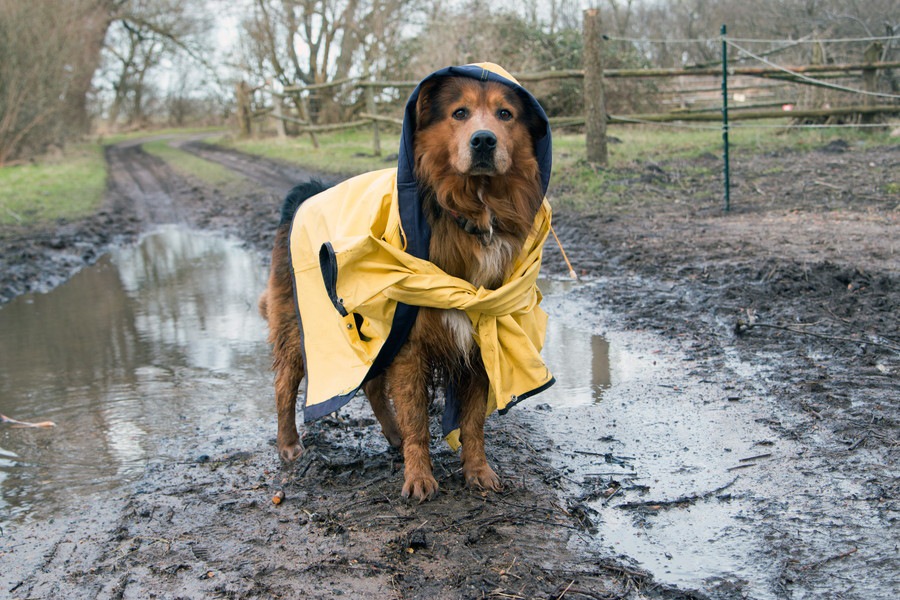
<box><xmin>0</xmin><ymin>135</ymin><xmax>897</xmax><ymax>599</ymax></box>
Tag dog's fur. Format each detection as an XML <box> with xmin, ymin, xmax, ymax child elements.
<box><xmin>260</xmin><ymin>76</ymin><xmax>545</xmax><ymax>502</ymax></box>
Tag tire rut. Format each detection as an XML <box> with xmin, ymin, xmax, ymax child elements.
<box><xmin>176</xmin><ymin>139</ymin><xmax>336</xmax><ymax>194</ymax></box>
<box><xmin>104</xmin><ymin>144</ymin><xmax>185</xmax><ymax>225</ymax></box>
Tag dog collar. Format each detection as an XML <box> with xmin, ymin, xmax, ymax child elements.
<box><xmin>446</xmin><ymin>209</ymin><xmax>497</xmax><ymax>239</ymax></box>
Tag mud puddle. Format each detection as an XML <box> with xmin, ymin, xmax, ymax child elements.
<box><xmin>0</xmin><ymin>226</ymin><xmax>269</xmax><ymax>524</ymax></box>
<box><xmin>536</xmin><ymin>278</ymin><xmax>800</xmax><ymax>599</ymax></box>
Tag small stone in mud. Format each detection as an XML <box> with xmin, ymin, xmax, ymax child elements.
<box><xmin>196</xmin><ymin>454</ymin><xmax>210</xmax><ymax>463</ymax></box>
<box><xmin>534</xmin><ymin>403</ymin><xmax>552</xmax><ymax>411</ymax></box>
<box><xmin>407</xmin><ymin>530</ymin><xmax>428</xmax><ymax>550</ymax></box>
<box><xmin>272</xmin><ymin>490</ymin><xmax>285</xmax><ymax>505</ymax></box>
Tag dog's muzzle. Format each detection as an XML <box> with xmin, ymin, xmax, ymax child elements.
<box><xmin>469</xmin><ymin>130</ymin><xmax>497</xmax><ymax>173</ymax></box>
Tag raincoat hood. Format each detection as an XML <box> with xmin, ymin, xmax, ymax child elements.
<box><xmin>288</xmin><ymin>63</ymin><xmax>554</xmax><ymax>448</ymax></box>
<box><xmin>396</xmin><ymin>63</ymin><xmax>553</xmax><ymax>261</ymax></box>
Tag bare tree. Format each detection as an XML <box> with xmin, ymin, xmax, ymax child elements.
<box><xmin>98</xmin><ymin>0</ymin><xmax>213</xmax><ymax>129</ymax></box>
<box><xmin>239</xmin><ymin>0</ymin><xmax>420</xmax><ymax>123</ymax></box>
<box><xmin>0</xmin><ymin>0</ymin><xmax>117</xmax><ymax>164</ymax></box>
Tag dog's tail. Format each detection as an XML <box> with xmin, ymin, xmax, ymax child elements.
<box><xmin>261</xmin><ymin>180</ymin><xmax>333</xmax><ymax>322</ymax></box>
<box><xmin>280</xmin><ymin>180</ymin><xmax>331</xmax><ymax>226</ymax></box>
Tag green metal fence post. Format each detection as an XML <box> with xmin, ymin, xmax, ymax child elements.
<box><xmin>721</xmin><ymin>24</ymin><xmax>731</xmax><ymax>212</ymax></box>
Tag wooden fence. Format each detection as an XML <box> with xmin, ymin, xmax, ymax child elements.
<box><xmin>237</xmin><ymin>10</ymin><xmax>900</xmax><ymax>166</ymax></box>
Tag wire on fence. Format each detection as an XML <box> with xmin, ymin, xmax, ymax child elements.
<box><xmin>727</xmin><ymin>35</ymin><xmax>900</xmax><ymax>44</ymax></box>
<box><xmin>602</xmin><ymin>35</ymin><xmax>716</xmax><ymax>44</ymax></box>
<box><xmin>602</xmin><ymin>34</ymin><xmax>900</xmax><ymax>45</ymax></box>
<box><xmin>726</xmin><ymin>39</ymin><xmax>900</xmax><ymax>100</ymax></box>
<box><xmin>731</xmin><ymin>122</ymin><xmax>895</xmax><ymax>130</ymax></box>
<box><xmin>611</xmin><ymin>116</ymin><xmax>721</xmax><ymax>130</ymax></box>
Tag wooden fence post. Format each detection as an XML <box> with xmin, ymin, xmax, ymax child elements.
<box><xmin>861</xmin><ymin>42</ymin><xmax>882</xmax><ymax>125</ymax></box>
<box><xmin>584</xmin><ymin>8</ymin><xmax>608</xmax><ymax>166</ymax></box>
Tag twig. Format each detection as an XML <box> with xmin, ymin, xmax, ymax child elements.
<box><xmin>848</xmin><ymin>432</ymin><xmax>869</xmax><ymax>451</ymax></box>
<box><xmin>602</xmin><ymin>487</ymin><xmax>622</xmax><ymax>505</ymax></box>
<box><xmin>739</xmin><ymin>322</ymin><xmax>900</xmax><ymax>354</ymax></box>
<box><xmin>811</xmin><ymin>179</ymin><xmax>843</xmax><ymax>190</ymax></box>
<box><xmin>555</xmin><ymin>580</ymin><xmax>576</xmax><ymax>600</ymax></box>
<box><xmin>1</xmin><ymin>413</ymin><xmax>56</xmax><ymax>428</ymax></box>
<box><xmin>616</xmin><ymin>477</ymin><xmax>738</xmax><ymax>511</ymax></box>
<box><xmin>727</xmin><ymin>463</ymin><xmax>758</xmax><ymax>471</ymax></box>
<box><xmin>558</xmin><ymin>589</ymin><xmax>625</xmax><ymax>600</ymax></box>
<box><xmin>512</xmin><ymin>433</ymin><xmax>537</xmax><ymax>453</ymax></box>
<box><xmin>739</xmin><ymin>452</ymin><xmax>772</xmax><ymax>462</ymax></box>
<box><xmin>799</xmin><ymin>547</ymin><xmax>858</xmax><ymax>571</ymax></box>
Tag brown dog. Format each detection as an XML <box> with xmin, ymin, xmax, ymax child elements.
<box><xmin>260</xmin><ymin>73</ymin><xmax>547</xmax><ymax>502</ymax></box>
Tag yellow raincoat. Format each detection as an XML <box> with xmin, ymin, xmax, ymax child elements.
<box><xmin>288</xmin><ymin>63</ymin><xmax>554</xmax><ymax>447</ymax></box>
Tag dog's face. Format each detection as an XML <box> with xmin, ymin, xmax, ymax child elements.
<box><xmin>413</xmin><ymin>76</ymin><xmax>545</xmax><ymax>241</ymax></box>
<box><xmin>414</xmin><ymin>77</ymin><xmax>543</xmax><ymax>178</ymax></box>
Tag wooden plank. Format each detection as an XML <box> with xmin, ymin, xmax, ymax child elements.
<box><xmin>549</xmin><ymin>104</ymin><xmax>897</xmax><ymax>127</ymax></box>
<box><xmin>611</xmin><ymin>104</ymin><xmax>898</xmax><ymax>123</ymax></box>
<box><xmin>359</xmin><ymin>113</ymin><xmax>404</xmax><ymax>126</ymax></box>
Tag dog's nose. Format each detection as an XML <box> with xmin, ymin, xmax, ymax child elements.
<box><xmin>470</xmin><ymin>130</ymin><xmax>497</xmax><ymax>152</ymax></box>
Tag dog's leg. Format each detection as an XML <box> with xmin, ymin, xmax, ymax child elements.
<box><xmin>265</xmin><ymin>225</ymin><xmax>307</xmax><ymax>463</ymax></box>
<box><xmin>458</xmin><ymin>367</ymin><xmax>502</xmax><ymax>492</ymax></box>
<box><xmin>388</xmin><ymin>347</ymin><xmax>438</xmax><ymax>501</ymax></box>
<box><xmin>273</xmin><ymin>331</ymin><xmax>305</xmax><ymax>462</ymax></box>
<box><xmin>363</xmin><ymin>375</ymin><xmax>402</xmax><ymax>448</ymax></box>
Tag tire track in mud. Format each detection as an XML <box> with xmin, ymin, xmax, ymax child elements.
<box><xmin>104</xmin><ymin>144</ymin><xmax>185</xmax><ymax>225</ymax></box>
<box><xmin>175</xmin><ymin>139</ymin><xmax>339</xmax><ymax>194</ymax></box>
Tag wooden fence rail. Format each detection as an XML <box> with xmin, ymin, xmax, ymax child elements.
<box><xmin>239</xmin><ymin>14</ymin><xmax>899</xmax><ymax>164</ymax></box>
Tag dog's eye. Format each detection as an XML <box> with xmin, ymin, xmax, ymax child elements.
<box><xmin>452</xmin><ymin>108</ymin><xmax>468</xmax><ymax>120</ymax></box>
<box><xmin>498</xmin><ymin>109</ymin><xmax>513</xmax><ymax>121</ymax></box>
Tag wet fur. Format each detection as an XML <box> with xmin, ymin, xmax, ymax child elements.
<box><xmin>261</xmin><ymin>76</ymin><xmax>544</xmax><ymax>501</ymax></box>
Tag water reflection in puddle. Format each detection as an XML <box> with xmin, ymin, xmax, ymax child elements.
<box><xmin>539</xmin><ymin>278</ymin><xmax>614</xmax><ymax>405</ymax></box>
<box><xmin>535</xmin><ymin>277</ymin><xmax>784</xmax><ymax>598</ymax></box>
<box><xmin>0</xmin><ymin>227</ymin><xmax>270</xmax><ymax>523</ymax></box>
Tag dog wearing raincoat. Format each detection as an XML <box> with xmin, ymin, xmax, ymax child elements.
<box><xmin>259</xmin><ymin>63</ymin><xmax>554</xmax><ymax>502</ymax></box>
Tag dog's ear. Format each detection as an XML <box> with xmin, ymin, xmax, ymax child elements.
<box><xmin>415</xmin><ymin>76</ymin><xmax>447</xmax><ymax>131</ymax></box>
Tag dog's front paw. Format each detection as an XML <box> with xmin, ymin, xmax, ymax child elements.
<box><xmin>401</xmin><ymin>472</ymin><xmax>439</xmax><ymax>502</ymax></box>
<box><xmin>463</xmin><ymin>463</ymin><xmax>502</xmax><ymax>492</ymax></box>
<box><xmin>278</xmin><ymin>441</ymin><xmax>304</xmax><ymax>463</ymax></box>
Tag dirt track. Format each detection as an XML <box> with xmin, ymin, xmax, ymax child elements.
<box><xmin>1</xmin><ymin>136</ymin><xmax>897</xmax><ymax>599</ymax></box>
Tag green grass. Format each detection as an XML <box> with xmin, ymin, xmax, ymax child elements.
<box><xmin>142</xmin><ymin>139</ymin><xmax>248</xmax><ymax>189</ymax></box>
<box><xmin>555</xmin><ymin>122</ymin><xmax>895</xmax><ymax>168</ymax></box>
<box><xmin>210</xmin><ymin>122</ymin><xmax>900</xmax><ymax>212</ymax></box>
<box><xmin>100</xmin><ymin>126</ymin><xmax>227</xmax><ymax>147</ymax></box>
<box><xmin>0</xmin><ymin>144</ymin><xmax>107</xmax><ymax>226</ymax></box>
<box><xmin>217</xmin><ymin>128</ymin><xmax>401</xmax><ymax>175</ymax></box>
<box><xmin>551</xmin><ymin>122</ymin><xmax>896</xmax><ymax>210</ymax></box>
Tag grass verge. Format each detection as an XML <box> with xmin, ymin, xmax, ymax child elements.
<box><xmin>551</xmin><ymin>122</ymin><xmax>896</xmax><ymax>210</ymax></box>
<box><xmin>217</xmin><ymin>127</ymin><xmax>402</xmax><ymax>176</ymax></box>
<box><xmin>0</xmin><ymin>144</ymin><xmax>107</xmax><ymax>226</ymax></box>
<box><xmin>196</xmin><ymin>122</ymin><xmax>900</xmax><ymax>212</ymax></box>
<box><xmin>142</xmin><ymin>139</ymin><xmax>248</xmax><ymax>189</ymax></box>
